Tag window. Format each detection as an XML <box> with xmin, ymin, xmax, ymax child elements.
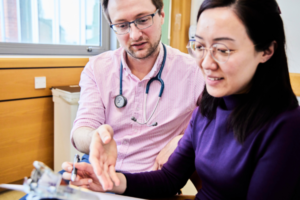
<box><xmin>0</xmin><ymin>0</ymin><xmax>109</xmax><ymax>55</ymax></box>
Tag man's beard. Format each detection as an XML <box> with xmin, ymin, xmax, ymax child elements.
<box><xmin>125</xmin><ymin>37</ymin><xmax>161</xmax><ymax>60</ymax></box>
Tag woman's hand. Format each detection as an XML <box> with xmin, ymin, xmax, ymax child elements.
<box><xmin>62</xmin><ymin>162</ymin><xmax>105</xmax><ymax>192</ymax></box>
<box><xmin>62</xmin><ymin>161</ymin><xmax>127</xmax><ymax>194</ymax></box>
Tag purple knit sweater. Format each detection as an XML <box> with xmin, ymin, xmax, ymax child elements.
<box><xmin>124</xmin><ymin>95</ymin><xmax>300</xmax><ymax>200</ymax></box>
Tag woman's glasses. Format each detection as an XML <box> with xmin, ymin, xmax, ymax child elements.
<box><xmin>187</xmin><ymin>41</ymin><xmax>233</xmax><ymax>63</ymax></box>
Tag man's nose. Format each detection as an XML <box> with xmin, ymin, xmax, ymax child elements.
<box><xmin>129</xmin><ymin>23</ymin><xmax>143</xmax><ymax>41</ymax></box>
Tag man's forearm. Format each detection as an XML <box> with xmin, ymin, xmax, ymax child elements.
<box><xmin>72</xmin><ymin>127</ymin><xmax>96</xmax><ymax>154</ymax></box>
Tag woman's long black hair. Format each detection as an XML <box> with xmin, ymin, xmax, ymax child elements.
<box><xmin>197</xmin><ymin>0</ymin><xmax>299</xmax><ymax>143</ymax></box>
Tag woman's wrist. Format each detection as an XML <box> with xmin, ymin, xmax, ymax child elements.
<box><xmin>110</xmin><ymin>173</ymin><xmax>127</xmax><ymax>194</ymax></box>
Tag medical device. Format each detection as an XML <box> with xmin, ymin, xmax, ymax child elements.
<box><xmin>71</xmin><ymin>154</ymin><xmax>80</xmax><ymax>182</ymax></box>
<box><xmin>23</xmin><ymin>161</ymin><xmax>99</xmax><ymax>200</ymax></box>
<box><xmin>114</xmin><ymin>44</ymin><xmax>167</xmax><ymax>127</ymax></box>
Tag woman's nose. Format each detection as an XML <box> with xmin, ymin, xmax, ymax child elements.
<box><xmin>201</xmin><ymin>50</ymin><xmax>218</xmax><ymax>71</ymax></box>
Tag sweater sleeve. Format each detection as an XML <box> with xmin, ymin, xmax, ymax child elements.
<box><xmin>123</xmin><ymin>109</ymin><xmax>199</xmax><ymax>199</ymax></box>
<box><xmin>247</xmin><ymin>108</ymin><xmax>300</xmax><ymax>200</ymax></box>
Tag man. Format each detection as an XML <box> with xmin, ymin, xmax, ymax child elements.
<box><xmin>65</xmin><ymin>0</ymin><xmax>204</xmax><ymax>189</ymax></box>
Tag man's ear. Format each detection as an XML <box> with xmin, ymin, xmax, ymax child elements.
<box><xmin>260</xmin><ymin>41</ymin><xmax>277</xmax><ymax>63</ymax></box>
<box><xmin>160</xmin><ymin>7</ymin><xmax>165</xmax><ymax>25</ymax></box>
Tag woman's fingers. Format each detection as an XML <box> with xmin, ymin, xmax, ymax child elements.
<box><xmin>62</xmin><ymin>172</ymin><xmax>85</xmax><ymax>183</ymax></box>
<box><xmin>62</xmin><ymin>171</ymin><xmax>72</xmax><ymax>180</ymax></box>
<box><xmin>81</xmin><ymin>185</ymin><xmax>90</xmax><ymax>189</ymax></box>
<box><xmin>74</xmin><ymin>162</ymin><xmax>96</xmax><ymax>174</ymax></box>
<box><xmin>62</xmin><ymin>162</ymin><xmax>116</xmax><ymax>192</ymax></box>
<box><xmin>62</xmin><ymin>162</ymin><xmax>74</xmax><ymax>172</ymax></box>
<box><xmin>70</xmin><ymin>178</ymin><xmax>93</xmax><ymax>186</ymax></box>
<box><xmin>70</xmin><ymin>182</ymin><xmax>90</xmax><ymax>189</ymax></box>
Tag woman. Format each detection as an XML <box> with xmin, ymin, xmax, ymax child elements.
<box><xmin>63</xmin><ymin>0</ymin><xmax>300</xmax><ymax>199</ymax></box>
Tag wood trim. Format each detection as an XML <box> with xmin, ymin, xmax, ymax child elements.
<box><xmin>0</xmin><ymin>97</ymin><xmax>54</xmax><ymax>184</ymax></box>
<box><xmin>290</xmin><ymin>73</ymin><xmax>300</xmax><ymax>96</ymax></box>
<box><xmin>0</xmin><ymin>68</ymin><xmax>84</xmax><ymax>101</ymax></box>
<box><xmin>170</xmin><ymin>0</ymin><xmax>191</xmax><ymax>54</ymax></box>
<box><xmin>0</xmin><ymin>58</ymin><xmax>89</xmax><ymax>68</ymax></box>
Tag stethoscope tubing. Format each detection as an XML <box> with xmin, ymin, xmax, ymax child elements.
<box><xmin>145</xmin><ymin>45</ymin><xmax>166</xmax><ymax>97</ymax></box>
<box><xmin>118</xmin><ymin>43</ymin><xmax>167</xmax><ymax>126</ymax></box>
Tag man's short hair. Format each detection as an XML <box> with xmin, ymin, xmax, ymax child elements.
<box><xmin>102</xmin><ymin>0</ymin><xmax>164</xmax><ymax>23</ymax></box>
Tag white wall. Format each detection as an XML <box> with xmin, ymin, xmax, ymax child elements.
<box><xmin>190</xmin><ymin>0</ymin><xmax>300</xmax><ymax>74</ymax></box>
<box><xmin>277</xmin><ymin>0</ymin><xmax>300</xmax><ymax>73</ymax></box>
<box><xmin>190</xmin><ymin>0</ymin><xmax>203</xmax><ymax>25</ymax></box>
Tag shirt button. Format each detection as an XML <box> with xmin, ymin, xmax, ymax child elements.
<box><xmin>138</xmin><ymin>83</ymin><xmax>142</xmax><ymax>87</ymax></box>
<box><xmin>136</xmin><ymin>107</ymin><xmax>140</xmax><ymax>111</ymax></box>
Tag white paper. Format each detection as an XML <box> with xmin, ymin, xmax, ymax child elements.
<box><xmin>0</xmin><ymin>184</ymin><xmax>25</xmax><ymax>192</ymax></box>
<box><xmin>0</xmin><ymin>184</ymin><xmax>145</xmax><ymax>200</ymax></box>
<box><xmin>86</xmin><ymin>191</ymin><xmax>146</xmax><ymax>200</ymax></box>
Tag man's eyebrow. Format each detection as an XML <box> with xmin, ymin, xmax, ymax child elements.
<box><xmin>136</xmin><ymin>12</ymin><xmax>151</xmax><ymax>18</ymax></box>
<box><xmin>195</xmin><ymin>34</ymin><xmax>235</xmax><ymax>42</ymax></box>
<box><xmin>114</xmin><ymin>12</ymin><xmax>152</xmax><ymax>23</ymax></box>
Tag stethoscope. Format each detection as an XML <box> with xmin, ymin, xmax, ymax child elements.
<box><xmin>114</xmin><ymin>43</ymin><xmax>167</xmax><ymax>127</ymax></box>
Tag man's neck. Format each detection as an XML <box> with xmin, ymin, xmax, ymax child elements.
<box><xmin>126</xmin><ymin>47</ymin><xmax>160</xmax><ymax>80</ymax></box>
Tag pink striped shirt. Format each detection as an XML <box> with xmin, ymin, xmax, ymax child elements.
<box><xmin>71</xmin><ymin>43</ymin><xmax>204</xmax><ymax>173</ymax></box>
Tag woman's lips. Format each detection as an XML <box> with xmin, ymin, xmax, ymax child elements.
<box><xmin>207</xmin><ymin>77</ymin><xmax>223</xmax><ymax>81</ymax></box>
<box><xmin>206</xmin><ymin>76</ymin><xmax>224</xmax><ymax>86</ymax></box>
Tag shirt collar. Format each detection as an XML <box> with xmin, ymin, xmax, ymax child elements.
<box><xmin>120</xmin><ymin>42</ymin><xmax>164</xmax><ymax>80</ymax></box>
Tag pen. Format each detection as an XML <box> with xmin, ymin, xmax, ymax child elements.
<box><xmin>71</xmin><ymin>154</ymin><xmax>80</xmax><ymax>182</ymax></box>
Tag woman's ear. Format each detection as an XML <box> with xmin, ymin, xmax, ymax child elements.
<box><xmin>260</xmin><ymin>41</ymin><xmax>277</xmax><ymax>63</ymax></box>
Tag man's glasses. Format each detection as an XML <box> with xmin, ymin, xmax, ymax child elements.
<box><xmin>187</xmin><ymin>41</ymin><xmax>233</xmax><ymax>63</ymax></box>
<box><xmin>110</xmin><ymin>9</ymin><xmax>159</xmax><ymax>35</ymax></box>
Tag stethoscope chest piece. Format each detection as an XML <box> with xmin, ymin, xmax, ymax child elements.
<box><xmin>114</xmin><ymin>94</ymin><xmax>127</xmax><ymax>108</ymax></box>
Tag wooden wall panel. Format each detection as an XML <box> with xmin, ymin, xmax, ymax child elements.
<box><xmin>170</xmin><ymin>0</ymin><xmax>191</xmax><ymax>53</ymax></box>
<box><xmin>290</xmin><ymin>73</ymin><xmax>300</xmax><ymax>96</ymax></box>
<box><xmin>0</xmin><ymin>97</ymin><xmax>54</xmax><ymax>184</ymax></box>
<box><xmin>0</xmin><ymin>68</ymin><xmax>84</xmax><ymax>101</ymax></box>
<box><xmin>0</xmin><ymin>58</ymin><xmax>89</xmax><ymax>68</ymax></box>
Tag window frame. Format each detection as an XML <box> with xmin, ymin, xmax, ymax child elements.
<box><xmin>0</xmin><ymin>0</ymin><xmax>110</xmax><ymax>56</ymax></box>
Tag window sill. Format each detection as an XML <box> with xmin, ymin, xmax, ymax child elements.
<box><xmin>0</xmin><ymin>57</ymin><xmax>89</xmax><ymax>68</ymax></box>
